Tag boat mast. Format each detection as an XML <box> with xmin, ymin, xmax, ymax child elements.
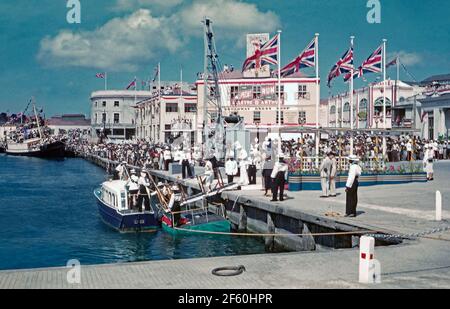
<box><xmin>202</xmin><ymin>17</ymin><xmax>225</xmax><ymax>159</ymax></box>
<box><xmin>32</xmin><ymin>97</ymin><xmax>43</xmax><ymax>140</ymax></box>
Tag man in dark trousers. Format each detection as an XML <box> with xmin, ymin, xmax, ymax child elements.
<box><xmin>270</xmin><ymin>154</ymin><xmax>288</xmax><ymax>202</ymax></box>
<box><xmin>262</xmin><ymin>156</ymin><xmax>274</xmax><ymax>197</ymax></box>
<box><xmin>345</xmin><ymin>155</ymin><xmax>362</xmax><ymax>217</ymax></box>
<box><xmin>136</xmin><ymin>169</ymin><xmax>151</xmax><ymax>212</ymax></box>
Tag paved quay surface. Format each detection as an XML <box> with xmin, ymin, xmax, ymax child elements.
<box><xmin>0</xmin><ymin>161</ymin><xmax>448</xmax><ymax>289</ymax></box>
<box><xmin>0</xmin><ymin>234</ymin><xmax>449</xmax><ymax>289</ymax></box>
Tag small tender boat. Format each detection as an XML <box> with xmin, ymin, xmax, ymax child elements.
<box><xmin>94</xmin><ymin>180</ymin><xmax>159</xmax><ymax>232</ymax></box>
<box><xmin>151</xmin><ymin>179</ymin><xmax>232</xmax><ymax>236</ymax></box>
<box><xmin>161</xmin><ymin>210</ymin><xmax>231</xmax><ymax>236</ymax></box>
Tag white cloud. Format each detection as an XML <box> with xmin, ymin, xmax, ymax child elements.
<box><xmin>176</xmin><ymin>0</ymin><xmax>280</xmax><ymax>42</ymax></box>
<box><xmin>37</xmin><ymin>0</ymin><xmax>280</xmax><ymax>71</ymax></box>
<box><xmin>113</xmin><ymin>0</ymin><xmax>183</xmax><ymax>11</ymax></box>
<box><xmin>38</xmin><ymin>9</ymin><xmax>182</xmax><ymax>71</ymax></box>
<box><xmin>388</xmin><ymin>51</ymin><xmax>422</xmax><ymax>66</ymax></box>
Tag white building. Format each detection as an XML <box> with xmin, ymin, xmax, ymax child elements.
<box><xmin>195</xmin><ymin>70</ymin><xmax>321</xmax><ymax>142</ymax></box>
<box><xmin>47</xmin><ymin>114</ymin><xmax>91</xmax><ymax>135</ymax></box>
<box><xmin>325</xmin><ymin>80</ymin><xmax>424</xmax><ymax>129</ymax></box>
<box><xmin>90</xmin><ymin>90</ymin><xmax>154</xmax><ymax>140</ymax></box>
<box><xmin>136</xmin><ymin>85</ymin><xmax>197</xmax><ymax>143</ymax></box>
<box><xmin>397</xmin><ymin>74</ymin><xmax>450</xmax><ymax>140</ymax></box>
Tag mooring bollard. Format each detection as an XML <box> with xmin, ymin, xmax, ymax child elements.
<box><xmin>359</xmin><ymin>236</ymin><xmax>381</xmax><ymax>284</ymax></box>
<box><xmin>436</xmin><ymin>190</ymin><xmax>442</xmax><ymax>221</ymax></box>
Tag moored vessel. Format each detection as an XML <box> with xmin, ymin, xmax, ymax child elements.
<box><xmin>94</xmin><ymin>180</ymin><xmax>159</xmax><ymax>232</ymax></box>
<box><xmin>5</xmin><ymin>98</ymin><xmax>65</xmax><ymax>158</ymax></box>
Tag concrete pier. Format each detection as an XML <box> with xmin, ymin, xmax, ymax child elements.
<box><xmin>79</xmin><ymin>155</ymin><xmax>450</xmax><ymax>252</ymax></box>
<box><xmin>0</xmin><ymin>157</ymin><xmax>448</xmax><ymax>288</ymax></box>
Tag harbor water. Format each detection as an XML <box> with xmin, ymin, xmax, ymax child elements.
<box><xmin>0</xmin><ymin>155</ymin><xmax>265</xmax><ymax>271</ymax></box>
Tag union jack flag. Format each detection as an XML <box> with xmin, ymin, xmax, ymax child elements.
<box><xmin>95</xmin><ymin>72</ymin><xmax>105</xmax><ymax>79</ymax></box>
<box><xmin>344</xmin><ymin>66</ymin><xmax>363</xmax><ymax>82</ymax></box>
<box><xmin>126</xmin><ymin>78</ymin><xmax>137</xmax><ymax>90</ymax></box>
<box><xmin>242</xmin><ymin>34</ymin><xmax>279</xmax><ymax>72</ymax></box>
<box><xmin>279</xmin><ymin>38</ymin><xmax>315</xmax><ymax>77</ymax></box>
<box><xmin>344</xmin><ymin>45</ymin><xmax>382</xmax><ymax>82</ymax></box>
<box><xmin>386</xmin><ymin>57</ymin><xmax>398</xmax><ymax>69</ymax></box>
<box><xmin>327</xmin><ymin>46</ymin><xmax>353</xmax><ymax>87</ymax></box>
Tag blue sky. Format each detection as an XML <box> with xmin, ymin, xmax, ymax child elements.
<box><xmin>0</xmin><ymin>0</ymin><xmax>449</xmax><ymax>116</ymax></box>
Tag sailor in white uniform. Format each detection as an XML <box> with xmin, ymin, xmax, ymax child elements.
<box><xmin>270</xmin><ymin>154</ymin><xmax>288</xmax><ymax>202</ymax></box>
<box><xmin>345</xmin><ymin>155</ymin><xmax>362</xmax><ymax>217</ymax></box>
<box><xmin>236</xmin><ymin>143</ymin><xmax>249</xmax><ymax>186</ymax></box>
<box><xmin>126</xmin><ymin>169</ymin><xmax>139</xmax><ymax>210</ymax></box>
<box><xmin>180</xmin><ymin>147</ymin><xmax>193</xmax><ymax>179</ymax></box>
<box><xmin>115</xmin><ymin>161</ymin><xmax>128</xmax><ymax>180</ymax></box>
<box><xmin>204</xmin><ymin>158</ymin><xmax>215</xmax><ymax>191</ymax></box>
<box><xmin>136</xmin><ymin>169</ymin><xmax>151</xmax><ymax>212</ymax></box>
<box><xmin>163</xmin><ymin>147</ymin><xmax>172</xmax><ymax>171</ymax></box>
<box><xmin>225</xmin><ymin>151</ymin><xmax>238</xmax><ymax>184</ymax></box>
<box><xmin>423</xmin><ymin>144</ymin><xmax>434</xmax><ymax>181</ymax></box>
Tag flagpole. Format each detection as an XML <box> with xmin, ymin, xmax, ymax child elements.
<box><xmin>158</xmin><ymin>62</ymin><xmax>162</xmax><ymax>143</ymax></box>
<box><xmin>105</xmin><ymin>72</ymin><xmax>108</xmax><ymax>90</ymax></box>
<box><xmin>350</xmin><ymin>36</ymin><xmax>355</xmax><ymax>156</ymax></box>
<box><xmin>382</xmin><ymin>38</ymin><xmax>387</xmax><ymax>157</ymax></box>
<box><xmin>315</xmin><ymin>33</ymin><xmax>320</xmax><ymax>168</ymax></box>
<box><xmin>396</xmin><ymin>55</ymin><xmax>400</xmax><ymax>106</ymax></box>
<box><xmin>180</xmin><ymin>66</ymin><xmax>183</xmax><ymax>99</ymax></box>
<box><xmin>277</xmin><ymin>30</ymin><xmax>282</xmax><ymax>130</ymax></box>
<box><xmin>396</xmin><ymin>56</ymin><xmax>400</xmax><ymax>82</ymax></box>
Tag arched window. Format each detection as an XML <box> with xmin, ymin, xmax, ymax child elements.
<box><xmin>330</xmin><ymin>105</ymin><xmax>336</xmax><ymax>114</ymax></box>
<box><xmin>343</xmin><ymin>102</ymin><xmax>350</xmax><ymax>112</ymax></box>
<box><xmin>374</xmin><ymin>97</ymin><xmax>392</xmax><ymax>107</ymax></box>
<box><xmin>359</xmin><ymin>98</ymin><xmax>368</xmax><ymax>111</ymax></box>
<box><xmin>399</xmin><ymin>97</ymin><xmax>405</xmax><ymax>102</ymax></box>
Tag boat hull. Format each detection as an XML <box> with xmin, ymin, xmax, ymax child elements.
<box><xmin>95</xmin><ymin>189</ymin><xmax>159</xmax><ymax>233</ymax></box>
<box><xmin>161</xmin><ymin>213</ymin><xmax>231</xmax><ymax>236</ymax></box>
<box><xmin>6</xmin><ymin>141</ymin><xmax>66</xmax><ymax>158</ymax></box>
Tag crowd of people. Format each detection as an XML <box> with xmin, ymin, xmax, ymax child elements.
<box><xmin>281</xmin><ymin>133</ymin><xmax>450</xmax><ymax>163</ymax></box>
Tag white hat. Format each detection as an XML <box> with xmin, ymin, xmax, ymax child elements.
<box><xmin>348</xmin><ymin>155</ymin><xmax>359</xmax><ymax>162</ymax></box>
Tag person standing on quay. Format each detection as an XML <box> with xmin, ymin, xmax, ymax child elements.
<box><xmin>262</xmin><ymin>156</ymin><xmax>274</xmax><ymax>197</ymax></box>
<box><xmin>423</xmin><ymin>144</ymin><xmax>434</xmax><ymax>181</ymax></box>
<box><xmin>271</xmin><ymin>154</ymin><xmax>288</xmax><ymax>202</ymax></box>
<box><xmin>345</xmin><ymin>155</ymin><xmax>362</xmax><ymax>217</ymax></box>
<box><xmin>329</xmin><ymin>152</ymin><xmax>337</xmax><ymax>197</ymax></box>
<box><xmin>163</xmin><ymin>146</ymin><xmax>172</xmax><ymax>171</ymax></box>
<box><xmin>319</xmin><ymin>151</ymin><xmax>332</xmax><ymax>198</ymax></box>
<box><xmin>225</xmin><ymin>153</ymin><xmax>238</xmax><ymax>184</ymax></box>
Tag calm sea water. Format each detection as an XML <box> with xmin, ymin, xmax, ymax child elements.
<box><xmin>0</xmin><ymin>154</ymin><xmax>265</xmax><ymax>271</ymax></box>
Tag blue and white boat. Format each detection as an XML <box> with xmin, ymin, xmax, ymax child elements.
<box><xmin>94</xmin><ymin>180</ymin><xmax>159</xmax><ymax>232</ymax></box>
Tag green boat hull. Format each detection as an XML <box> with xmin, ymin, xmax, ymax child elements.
<box><xmin>162</xmin><ymin>219</ymin><xmax>231</xmax><ymax>236</ymax></box>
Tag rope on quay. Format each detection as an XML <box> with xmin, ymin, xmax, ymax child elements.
<box><xmin>171</xmin><ymin>227</ymin><xmax>378</xmax><ymax>237</ymax></box>
<box><xmin>171</xmin><ymin>225</ymin><xmax>450</xmax><ymax>241</ymax></box>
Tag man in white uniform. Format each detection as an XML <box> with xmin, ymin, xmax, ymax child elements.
<box><xmin>423</xmin><ymin>144</ymin><xmax>434</xmax><ymax>181</ymax></box>
<box><xmin>236</xmin><ymin>143</ymin><xmax>249</xmax><ymax>186</ymax></box>
<box><xmin>319</xmin><ymin>152</ymin><xmax>332</xmax><ymax>198</ymax></box>
<box><xmin>136</xmin><ymin>169</ymin><xmax>151</xmax><ymax>212</ymax></box>
<box><xmin>345</xmin><ymin>155</ymin><xmax>362</xmax><ymax>217</ymax></box>
<box><xmin>271</xmin><ymin>154</ymin><xmax>288</xmax><ymax>202</ymax></box>
<box><xmin>225</xmin><ymin>152</ymin><xmax>238</xmax><ymax>184</ymax></box>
